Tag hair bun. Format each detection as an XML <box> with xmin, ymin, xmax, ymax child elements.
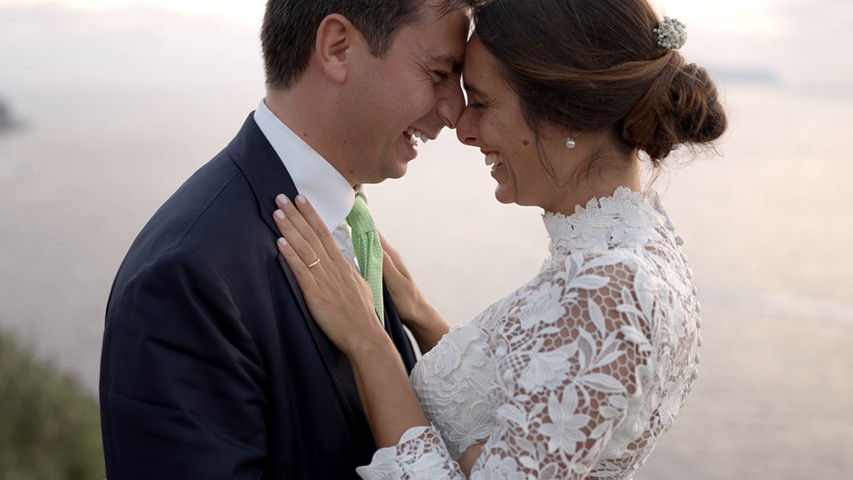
<box><xmin>622</xmin><ymin>54</ymin><xmax>727</xmax><ymax>163</ymax></box>
<box><xmin>671</xmin><ymin>63</ymin><xmax>727</xmax><ymax>145</ymax></box>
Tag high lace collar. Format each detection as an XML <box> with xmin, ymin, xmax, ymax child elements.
<box><xmin>543</xmin><ymin>186</ymin><xmax>669</xmax><ymax>259</ymax></box>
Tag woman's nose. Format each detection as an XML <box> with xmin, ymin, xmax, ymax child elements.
<box><xmin>455</xmin><ymin>108</ymin><xmax>478</xmax><ymax>146</ymax></box>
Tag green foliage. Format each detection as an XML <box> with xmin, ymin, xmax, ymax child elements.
<box><xmin>0</xmin><ymin>329</ymin><xmax>105</xmax><ymax>480</ymax></box>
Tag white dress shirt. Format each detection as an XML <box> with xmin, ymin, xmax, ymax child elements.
<box><xmin>253</xmin><ymin>99</ymin><xmax>357</xmax><ymax>262</ymax></box>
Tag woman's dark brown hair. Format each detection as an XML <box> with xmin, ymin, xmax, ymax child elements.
<box><xmin>474</xmin><ymin>0</ymin><xmax>727</xmax><ymax>164</ymax></box>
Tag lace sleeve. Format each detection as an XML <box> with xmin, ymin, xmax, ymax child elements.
<box><xmin>355</xmin><ymin>425</ymin><xmax>466</xmax><ymax>479</ymax></box>
<box><xmin>469</xmin><ymin>252</ymin><xmax>658</xmax><ymax>479</ymax></box>
<box><xmin>357</xmin><ymin>252</ymin><xmax>661</xmax><ymax>479</ymax></box>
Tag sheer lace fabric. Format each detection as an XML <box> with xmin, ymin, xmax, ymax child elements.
<box><xmin>357</xmin><ymin>188</ymin><xmax>702</xmax><ymax>480</ymax></box>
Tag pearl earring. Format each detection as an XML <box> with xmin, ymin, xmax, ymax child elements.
<box><xmin>566</xmin><ymin>137</ymin><xmax>577</xmax><ymax>149</ymax></box>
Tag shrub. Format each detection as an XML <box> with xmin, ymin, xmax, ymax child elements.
<box><xmin>0</xmin><ymin>329</ymin><xmax>106</xmax><ymax>480</ymax></box>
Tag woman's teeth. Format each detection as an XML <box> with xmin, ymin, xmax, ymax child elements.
<box><xmin>406</xmin><ymin>128</ymin><xmax>429</xmax><ymax>146</ymax></box>
<box><xmin>485</xmin><ymin>153</ymin><xmax>504</xmax><ymax>169</ymax></box>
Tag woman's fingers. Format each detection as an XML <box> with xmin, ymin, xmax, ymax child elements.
<box><xmin>382</xmin><ymin>250</ymin><xmax>403</xmax><ymax>289</ymax></box>
<box><xmin>274</xmin><ymin>197</ymin><xmax>323</xmax><ymax>269</ymax></box>
<box><xmin>379</xmin><ymin>232</ymin><xmax>408</xmax><ymax>290</ymax></box>
<box><xmin>290</xmin><ymin>195</ymin><xmax>342</xmax><ymax>262</ymax></box>
<box><xmin>277</xmin><ymin>236</ymin><xmax>319</xmax><ymax>287</ymax></box>
<box><xmin>459</xmin><ymin>443</ymin><xmax>485</xmax><ymax>477</ymax></box>
<box><xmin>272</xmin><ymin>194</ymin><xmax>386</xmax><ymax>353</ymax></box>
<box><xmin>275</xmin><ymin>194</ymin><xmax>348</xmax><ymax>268</ymax></box>
<box><xmin>378</xmin><ymin>231</ymin><xmax>413</xmax><ymax>280</ymax></box>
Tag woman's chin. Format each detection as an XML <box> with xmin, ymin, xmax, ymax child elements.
<box><xmin>493</xmin><ymin>186</ymin><xmax>515</xmax><ymax>205</ymax></box>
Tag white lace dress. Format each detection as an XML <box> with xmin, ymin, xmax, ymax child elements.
<box><xmin>357</xmin><ymin>188</ymin><xmax>702</xmax><ymax>479</ymax></box>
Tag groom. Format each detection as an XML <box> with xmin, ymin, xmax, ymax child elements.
<box><xmin>99</xmin><ymin>0</ymin><xmax>471</xmax><ymax>478</ymax></box>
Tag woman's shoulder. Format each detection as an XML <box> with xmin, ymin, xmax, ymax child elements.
<box><xmin>538</xmin><ymin>248</ymin><xmax>648</xmax><ymax>287</ymax></box>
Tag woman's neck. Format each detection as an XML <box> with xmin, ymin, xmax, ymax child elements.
<box><xmin>548</xmin><ymin>157</ymin><xmax>643</xmax><ymax>216</ymax></box>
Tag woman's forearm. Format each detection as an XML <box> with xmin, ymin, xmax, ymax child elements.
<box><xmin>380</xmin><ymin>235</ymin><xmax>451</xmax><ymax>353</ymax></box>
<box><xmin>346</xmin><ymin>331</ymin><xmax>430</xmax><ymax>448</ymax></box>
<box><xmin>404</xmin><ymin>303</ymin><xmax>451</xmax><ymax>354</ymax></box>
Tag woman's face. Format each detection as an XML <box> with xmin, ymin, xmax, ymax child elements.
<box><xmin>456</xmin><ymin>35</ymin><xmax>574</xmax><ymax>211</ymax></box>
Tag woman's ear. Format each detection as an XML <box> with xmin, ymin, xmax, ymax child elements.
<box><xmin>315</xmin><ymin>14</ymin><xmax>355</xmax><ymax>84</ymax></box>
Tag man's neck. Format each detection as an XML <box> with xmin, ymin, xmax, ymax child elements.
<box><xmin>265</xmin><ymin>86</ymin><xmax>356</xmax><ymax>187</ymax></box>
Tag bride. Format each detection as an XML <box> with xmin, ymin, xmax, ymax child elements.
<box><xmin>273</xmin><ymin>0</ymin><xmax>726</xmax><ymax>477</ymax></box>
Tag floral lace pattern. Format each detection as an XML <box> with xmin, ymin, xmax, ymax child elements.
<box><xmin>357</xmin><ymin>188</ymin><xmax>701</xmax><ymax>479</ymax></box>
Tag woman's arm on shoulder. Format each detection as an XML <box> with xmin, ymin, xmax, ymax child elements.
<box><xmin>274</xmin><ymin>196</ymin><xmax>433</xmax><ymax>444</ymax></box>
<box><xmin>380</xmin><ymin>232</ymin><xmax>450</xmax><ymax>353</ymax></box>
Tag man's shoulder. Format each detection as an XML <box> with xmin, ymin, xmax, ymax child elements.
<box><xmin>143</xmin><ymin>156</ymin><xmax>246</xmax><ymax>231</ymax></box>
<box><xmin>121</xmin><ymin>154</ymin><xmax>269</xmax><ymax>263</ymax></box>
<box><xmin>111</xmin><ymin>114</ymin><xmax>293</xmax><ymax>290</ymax></box>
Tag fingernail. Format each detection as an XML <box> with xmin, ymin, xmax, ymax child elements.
<box><xmin>296</xmin><ymin>194</ymin><xmax>307</xmax><ymax>205</ymax></box>
<box><xmin>278</xmin><ymin>237</ymin><xmax>287</xmax><ymax>247</ymax></box>
<box><xmin>274</xmin><ymin>210</ymin><xmax>285</xmax><ymax>220</ymax></box>
<box><xmin>276</xmin><ymin>194</ymin><xmax>289</xmax><ymax>205</ymax></box>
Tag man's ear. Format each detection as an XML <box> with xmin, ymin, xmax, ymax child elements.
<box><xmin>315</xmin><ymin>14</ymin><xmax>357</xmax><ymax>84</ymax></box>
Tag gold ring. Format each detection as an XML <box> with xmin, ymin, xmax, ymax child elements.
<box><xmin>307</xmin><ymin>258</ymin><xmax>321</xmax><ymax>269</ymax></box>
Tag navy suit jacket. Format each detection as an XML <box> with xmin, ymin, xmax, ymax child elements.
<box><xmin>100</xmin><ymin>113</ymin><xmax>418</xmax><ymax>479</ymax></box>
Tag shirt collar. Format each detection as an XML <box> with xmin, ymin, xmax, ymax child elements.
<box><xmin>253</xmin><ymin>99</ymin><xmax>354</xmax><ymax>232</ymax></box>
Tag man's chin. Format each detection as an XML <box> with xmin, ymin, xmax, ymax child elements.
<box><xmin>383</xmin><ymin>161</ymin><xmax>411</xmax><ymax>181</ymax></box>
<box><xmin>361</xmin><ymin>166</ymin><xmax>408</xmax><ymax>185</ymax></box>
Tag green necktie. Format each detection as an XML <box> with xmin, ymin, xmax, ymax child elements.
<box><xmin>346</xmin><ymin>193</ymin><xmax>384</xmax><ymax>325</ymax></box>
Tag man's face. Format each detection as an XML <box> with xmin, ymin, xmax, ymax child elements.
<box><xmin>344</xmin><ymin>1</ymin><xmax>468</xmax><ymax>185</ymax></box>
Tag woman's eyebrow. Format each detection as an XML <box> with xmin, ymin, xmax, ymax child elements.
<box><xmin>463</xmin><ymin>81</ymin><xmax>484</xmax><ymax>95</ymax></box>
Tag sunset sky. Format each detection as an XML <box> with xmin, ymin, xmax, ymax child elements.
<box><xmin>0</xmin><ymin>0</ymin><xmax>850</xmax><ymax>90</ymax></box>
<box><xmin>0</xmin><ymin>0</ymin><xmax>778</xmax><ymax>32</ymax></box>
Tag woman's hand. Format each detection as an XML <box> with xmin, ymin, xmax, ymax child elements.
<box><xmin>380</xmin><ymin>232</ymin><xmax>450</xmax><ymax>353</ymax></box>
<box><xmin>275</xmin><ymin>194</ymin><xmax>433</xmax><ymax>449</ymax></box>
<box><xmin>459</xmin><ymin>442</ymin><xmax>484</xmax><ymax>476</ymax></box>
<box><xmin>273</xmin><ymin>194</ymin><xmax>386</xmax><ymax>354</ymax></box>
<box><xmin>379</xmin><ymin>232</ymin><xmax>428</xmax><ymax>321</ymax></box>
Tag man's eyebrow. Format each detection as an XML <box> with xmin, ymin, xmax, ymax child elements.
<box><xmin>429</xmin><ymin>54</ymin><xmax>463</xmax><ymax>73</ymax></box>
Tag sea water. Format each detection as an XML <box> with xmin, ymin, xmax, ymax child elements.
<box><xmin>0</xmin><ymin>83</ymin><xmax>850</xmax><ymax>479</ymax></box>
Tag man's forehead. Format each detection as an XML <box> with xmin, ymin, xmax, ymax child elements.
<box><xmin>422</xmin><ymin>0</ymin><xmax>471</xmax><ymax>15</ymax></box>
<box><xmin>400</xmin><ymin>0</ymin><xmax>469</xmax><ymax>67</ymax></box>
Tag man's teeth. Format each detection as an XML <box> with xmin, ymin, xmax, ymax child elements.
<box><xmin>485</xmin><ymin>153</ymin><xmax>504</xmax><ymax>169</ymax></box>
<box><xmin>406</xmin><ymin>128</ymin><xmax>429</xmax><ymax>146</ymax></box>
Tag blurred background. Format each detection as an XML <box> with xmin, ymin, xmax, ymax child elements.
<box><xmin>1</xmin><ymin>0</ymin><xmax>851</xmax><ymax>478</ymax></box>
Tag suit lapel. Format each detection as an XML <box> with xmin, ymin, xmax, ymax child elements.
<box><xmin>228</xmin><ymin>113</ymin><xmax>368</xmax><ymax>434</ymax></box>
<box><xmin>226</xmin><ymin>114</ymin><xmax>298</xmax><ymax>240</ymax></box>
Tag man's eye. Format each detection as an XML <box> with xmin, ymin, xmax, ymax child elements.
<box><xmin>432</xmin><ymin>70</ymin><xmax>450</xmax><ymax>82</ymax></box>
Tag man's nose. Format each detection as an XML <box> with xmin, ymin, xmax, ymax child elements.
<box><xmin>435</xmin><ymin>80</ymin><xmax>465</xmax><ymax>129</ymax></box>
